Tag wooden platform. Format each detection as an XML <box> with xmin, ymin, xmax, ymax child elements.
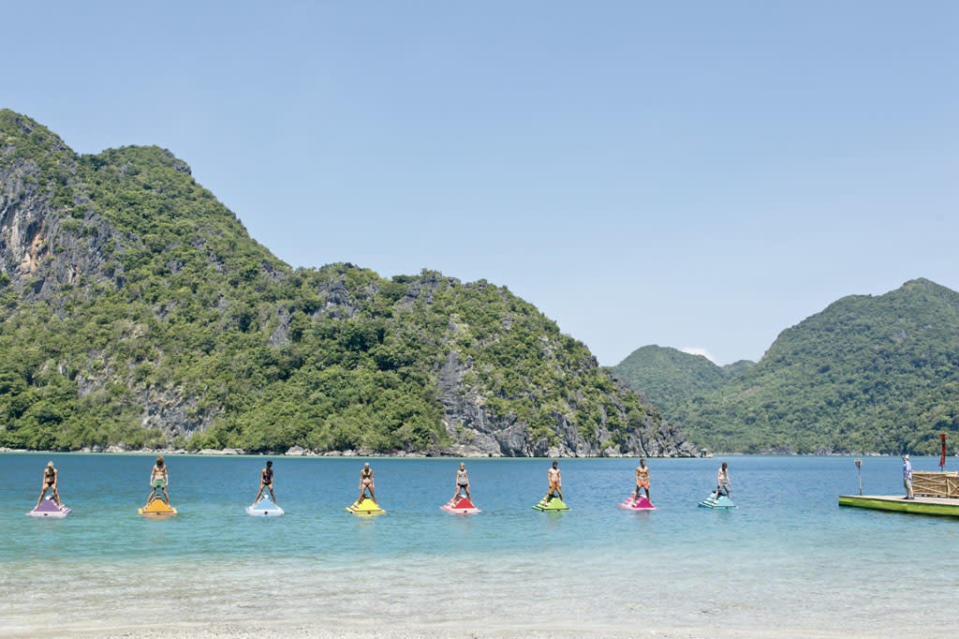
<box><xmin>912</xmin><ymin>471</ymin><xmax>959</xmax><ymax>498</ymax></box>
<box><xmin>838</xmin><ymin>494</ymin><xmax>959</xmax><ymax>518</ymax></box>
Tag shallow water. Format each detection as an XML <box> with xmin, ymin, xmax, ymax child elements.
<box><xmin>1</xmin><ymin>453</ymin><xmax>957</xmax><ymax>637</ymax></box>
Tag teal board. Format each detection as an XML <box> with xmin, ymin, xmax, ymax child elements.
<box><xmin>699</xmin><ymin>494</ymin><xmax>736</xmax><ymax>509</ymax></box>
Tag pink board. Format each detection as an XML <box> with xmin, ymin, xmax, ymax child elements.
<box><xmin>441</xmin><ymin>497</ymin><xmax>481</xmax><ymax>515</ymax></box>
<box><xmin>619</xmin><ymin>495</ymin><xmax>655</xmax><ymax>511</ymax></box>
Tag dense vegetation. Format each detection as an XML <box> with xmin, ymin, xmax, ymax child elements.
<box><xmin>610</xmin><ymin>345</ymin><xmax>753</xmax><ymax>410</ymax></box>
<box><xmin>0</xmin><ymin>110</ymin><xmax>679</xmax><ymax>455</ymax></box>
<box><xmin>616</xmin><ymin>280</ymin><xmax>959</xmax><ymax>454</ymax></box>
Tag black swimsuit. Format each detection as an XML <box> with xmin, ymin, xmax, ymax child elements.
<box><xmin>44</xmin><ymin>469</ymin><xmax>55</xmax><ymax>486</ymax></box>
<box><xmin>263</xmin><ymin>469</ymin><xmax>273</xmax><ymax>485</ymax></box>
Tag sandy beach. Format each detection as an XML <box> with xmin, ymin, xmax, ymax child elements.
<box><xmin>1</xmin><ymin>621</ymin><xmax>904</xmax><ymax>639</ymax></box>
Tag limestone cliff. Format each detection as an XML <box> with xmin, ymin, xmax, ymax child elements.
<box><xmin>0</xmin><ymin>109</ymin><xmax>695</xmax><ymax>457</ymax></box>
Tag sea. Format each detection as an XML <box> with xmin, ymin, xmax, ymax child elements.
<box><xmin>1</xmin><ymin>453</ymin><xmax>957</xmax><ymax>638</ymax></box>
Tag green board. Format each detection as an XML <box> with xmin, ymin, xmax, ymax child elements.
<box><xmin>532</xmin><ymin>497</ymin><xmax>570</xmax><ymax>511</ymax></box>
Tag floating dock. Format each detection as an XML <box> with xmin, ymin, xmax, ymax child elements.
<box><xmin>838</xmin><ymin>494</ymin><xmax>959</xmax><ymax>518</ymax></box>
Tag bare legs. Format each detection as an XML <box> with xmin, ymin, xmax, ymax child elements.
<box><xmin>358</xmin><ymin>483</ymin><xmax>377</xmax><ymax>505</ymax></box>
<box><xmin>147</xmin><ymin>485</ymin><xmax>170</xmax><ymax>505</ymax></box>
<box><xmin>255</xmin><ymin>482</ymin><xmax>277</xmax><ymax>504</ymax></box>
<box><xmin>36</xmin><ymin>485</ymin><xmax>61</xmax><ymax>508</ymax></box>
<box><xmin>544</xmin><ymin>485</ymin><xmax>564</xmax><ymax>503</ymax></box>
<box><xmin>451</xmin><ymin>485</ymin><xmax>472</xmax><ymax>503</ymax></box>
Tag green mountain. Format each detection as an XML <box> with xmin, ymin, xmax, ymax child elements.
<box><xmin>610</xmin><ymin>345</ymin><xmax>753</xmax><ymax>412</ymax></box>
<box><xmin>623</xmin><ymin>279</ymin><xmax>959</xmax><ymax>454</ymax></box>
<box><xmin>0</xmin><ymin>110</ymin><xmax>695</xmax><ymax>457</ymax></box>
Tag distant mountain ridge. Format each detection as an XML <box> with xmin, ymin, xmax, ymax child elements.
<box><xmin>610</xmin><ymin>345</ymin><xmax>753</xmax><ymax>410</ymax></box>
<box><xmin>0</xmin><ymin>109</ymin><xmax>696</xmax><ymax>457</ymax></box>
<box><xmin>614</xmin><ymin>279</ymin><xmax>959</xmax><ymax>454</ymax></box>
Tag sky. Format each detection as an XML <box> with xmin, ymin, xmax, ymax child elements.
<box><xmin>3</xmin><ymin>2</ymin><xmax>957</xmax><ymax>365</ymax></box>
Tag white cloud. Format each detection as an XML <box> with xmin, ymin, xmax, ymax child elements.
<box><xmin>681</xmin><ymin>347</ymin><xmax>718</xmax><ymax>364</ymax></box>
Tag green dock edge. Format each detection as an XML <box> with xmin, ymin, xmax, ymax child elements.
<box><xmin>838</xmin><ymin>495</ymin><xmax>959</xmax><ymax>519</ymax></box>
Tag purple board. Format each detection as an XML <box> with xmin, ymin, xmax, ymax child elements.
<box><xmin>27</xmin><ymin>498</ymin><xmax>71</xmax><ymax>518</ymax></box>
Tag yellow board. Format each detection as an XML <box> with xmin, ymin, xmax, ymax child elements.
<box><xmin>345</xmin><ymin>498</ymin><xmax>385</xmax><ymax>516</ymax></box>
<box><xmin>138</xmin><ymin>499</ymin><xmax>178</xmax><ymax>518</ymax></box>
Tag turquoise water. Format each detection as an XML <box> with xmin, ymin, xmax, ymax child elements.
<box><xmin>2</xmin><ymin>454</ymin><xmax>958</xmax><ymax>637</ymax></box>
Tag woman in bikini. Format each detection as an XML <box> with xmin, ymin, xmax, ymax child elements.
<box><xmin>451</xmin><ymin>462</ymin><xmax>471</xmax><ymax>503</ymax></box>
<box><xmin>146</xmin><ymin>456</ymin><xmax>170</xmax><ymax>505</ymax></box>
<box><xmin>35</xmin><ymin>461</ymin><xmax>62</xmax><ymax>508</ymax></box>
<box><xmin>357</xmin><ymin>462</ymin><xmax>377</xmax><ymax>504</ymax></box>
<box><xmin>254</xmin><ymin>460</ymin><xmax>277</xmax><ymax>504</ymax></box>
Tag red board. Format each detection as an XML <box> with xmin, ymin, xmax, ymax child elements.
<box><xmin>441</xmin><ymin>497</ymin><xmax>480</xmax><ymax>514</ymax></box>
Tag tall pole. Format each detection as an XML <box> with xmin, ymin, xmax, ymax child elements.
<box><xmin>854</xmin><ymin>459</ymin><xmax>862</xmax><ymax>495</ymax></box>
<box><xmin>941</xmin><ymin>434</ymin><xmax>947</xmax><ymax>471</ymax></box>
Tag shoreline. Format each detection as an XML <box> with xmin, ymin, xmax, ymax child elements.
<box><xmin>0</xmin><ymin>619</ymin><xmax>905</xmax><ymax>639</ymax></box>
<box><xmin>0</xmin><ymin>447</ymin><xmax>703</xmax><ymax>459</ymax></box>
<box><xmin>0</xmin><ymin>447</ymin><xmax>910</xmax><ymax>458</ymax></box>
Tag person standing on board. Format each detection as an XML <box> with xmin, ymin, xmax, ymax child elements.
<box><xmin>35</xmin><ymin>461</ymin><xmax>62</xmax><ymax>508</ymax></box>
<box><xmin>713</xmin><ymin>462</ymin><xmax>731</xmax><ymax>500</ymax></box>
<box><xmin>902</xmin><ymin>455</ymin><xmax>914</xmax><ymax>500</ymax></box>
<box><xmin>451</xmin><ymin>462</ymin><xmax>471</xmax><ymax>503</ymax></box>
<box><xmin>357</xmin><ymin>462</ymin><xmax>377</xmax><ymax>504</ymax></box>
<box><xmin>634</xmin><ymin>458</ymin><xmax>651</xmax><ymax>502</ymax></box>
<box><xmin>254</xmin><ymin>460</ymin><xmax>277</xmax><ymax>505</ymax></box>
<box><xmin>146</xmin><ymin>456</ymin><xmax>170</xmax><ymax>505</ymax></box>
<box><xmin>543</xmin><ymin>460</ymin><xmax>564</xmax><ymax>503</ymax></box>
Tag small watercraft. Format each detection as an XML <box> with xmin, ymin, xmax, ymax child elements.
<box><xmin>619</xmin><ymin>495</ymin><xmax>655</xmax><ymax>510</ymax></box>
<box><xmin>346</xmin><ymin>498</ymin><xmax>385</xmax><ymax>517</ymax></box>
<box><xmin>138</xmin><ymin>499</ymin><xmax>178</xmax><ymax>518</ymax></box>
<box><xmin>532</xmin><ymin>496</ymin><xmax>570</xmax><ymax>511</ymax></box>
<box><xmin>441</xmin><ymin>497</ymin><xmax>481</xmax><ymax>515</ymax></box>
<box><xmin>698</xmin><ymin>494</ymin><xmax>736</xmax><ymax>509</ymax></box>
<box><xmin>27</xmin><ymin>497</ymin><xmax>71</xmax><ymax>518</ymax></box>
<box><xmin>246</xmin><ymin>495</ymin><xmax>284</xmax><ymax>517</ymax></box>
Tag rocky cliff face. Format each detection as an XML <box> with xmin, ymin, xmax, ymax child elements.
<box><xmin>436</xmin><ymin>347</ymin><xmax>695</xmax><ymax>457</ymax></box>
<box><xmin>0</xmin><ymin>113</ymin><xmax>117</xmax><ymax>303</ymax></box>
<box><xmin>0</xmin><ymin>110</ymin><xmax>696</xmax><ymax>457</ymax></box>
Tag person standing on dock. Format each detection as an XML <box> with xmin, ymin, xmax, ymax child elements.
<box><xmin>634</xmin><ymin>458</ymin><xmax>650</xmax><ymax>501</ymax></box>
<box><xmin>902</xmin><ymin>455</ymin><xmax>914</xmax><ymax>500</ymax></box>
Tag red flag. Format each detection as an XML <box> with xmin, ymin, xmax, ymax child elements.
<box><xmin>941</xmin><ymin>433</ymin><xmax>947</xmax><ymax>469</ymax></box>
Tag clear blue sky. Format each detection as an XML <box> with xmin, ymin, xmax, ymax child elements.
<box><xmin>4</xmin><ymin>2</ymin><xmax>958</xmax><ymax>365</ymax></box>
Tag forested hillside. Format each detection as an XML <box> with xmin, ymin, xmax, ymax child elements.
<box><xmin>0</xmin><ymin>110</ymin><xmax>694</xmax><ymax>457</ymax></box>
<box><xmin>610</xmin><ymin>345</ymin><xmax>753</xmax><ymax>411</ymax></box>
<box><xmin>618</xmin><ymin>280</ymin><xmax>959</xmax><ymax>454</ymax></box>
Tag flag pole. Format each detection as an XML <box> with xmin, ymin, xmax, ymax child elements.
<box><xmin>940</xmin><ymin>434</ymin><xmax>947</xmax><ymax>471</ymax></box>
